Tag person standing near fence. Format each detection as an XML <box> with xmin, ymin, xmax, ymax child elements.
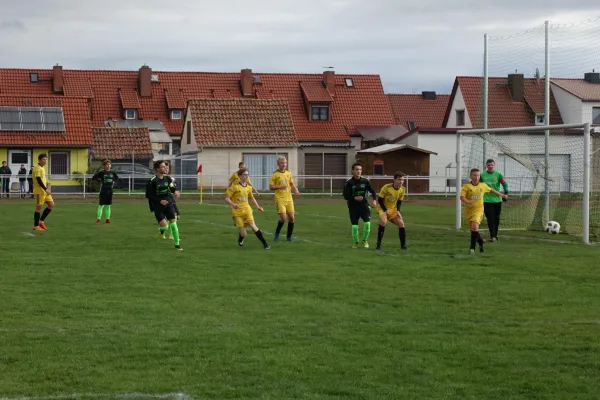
<box><xmin>343</xmin><ymin>162</ymin><xmax>377</xmax><ymax>248</ymax></box>
<box><xmin>481</xmin><ymin>159</ymin><xmax>508</xmax><ymax>242</ymax></box>
<box><xmin>0</xmin><ymin>161</ymin><xmax>11</xmax><ymax>198</ymax></box>
<box><xmin>93</xmin><ymin>159</ymin><xmax>119</xmax><ymax>224</ymax></box>
<box><xmin>18</xmin><ymin>164</ymin><xmax>27</xmax><ymax>198</ymax></box>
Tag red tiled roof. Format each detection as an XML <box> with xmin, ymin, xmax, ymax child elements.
<box><xmin>119</xmin><ymin>89</ymin><xmax>141</xmax><ymax>109</ymax></box>
<box><xmin>445</xmin><ymin>76</ymin><xmax>562</xmax><ymax>128</ymax></box>
<box><xmin>0</xmin><ymin>68</ymin><xmax>394</xmax><ymax>142</ymax></box>
<box><xmin>92</xmin><ymin>127</ymin><xmax>152</xmax><ymax>160</ymax></box>
<box><xmin>551</xmin><ymin>79</ymin><xmax>600</xmax><ymax>101</ymax></box>
<box><xmin>300</xmin><ymin>82</ymin><xmax>333</xmax><ymax>103</ymax></box>
<box><xmin>0</xmin><ymin>96</ymin><xmax>92</xmax><ymax>146</ymax></box>
<box><xmin>387</xmin><ymin>93</ymin><xmax>450</xmax><ymax>129</ymax></box>
<box><xmin>188</xmin><ymin>98</ymin><xmax>297</xmax><ymax>147</ymax></box>
<box><xmin>164</xmin><ymin>89</ymin><xmax>187</xmax><ymax>109</ymax></box>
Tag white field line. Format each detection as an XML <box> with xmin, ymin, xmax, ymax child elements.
<box><xmin>0</xmin><ymin>393</ymin><xmax>193</xmax><ymax>400</ymax></box>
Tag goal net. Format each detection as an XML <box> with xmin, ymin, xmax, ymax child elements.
<box><xmin>456</xmin><ymin>124</ymin><xmax>600</xmax><ymax>242</ymax></box>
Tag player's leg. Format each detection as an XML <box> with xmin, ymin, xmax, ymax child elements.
<box><xmin>97</xmin><ymin>190</ymin><xmax>106</xmax><ymax>223</ymax></box>
<box><xmin>165</xmin><ymin>206</ymin><xmax>181</xmax><ymax>249</ymax></box>
<box><xmin>360</xmin><ymin>205</ymin><xmax>371</xmax><ymax>248</ymax></box>
<box><xmin>285</xmin><ymin>201</ymin><xmax>295</xmax><ymax>241</ymax></box>
<box><xmin>248</xmin><ymin>220</ymin><xmax>270</xmax><ymax>249</ymax></box>
<box><xmin>483</xmin><ymin>202</ymin><xmax>495</xmax><ymax>241</ymax></box>
<box><xmin>494</xmin><ymin>202</ymin><xmax>502</xmax><ymax>239</ymax></box>
<box><xmin>274</xmin><ymin>201</ymin><xmax>286</xmax><ymax>241</ymax></box>
<box><xmin>376</xmin><ymin>212</ymin><xmax>387</xmax><ymax>250</ymax></box>
<box><xmin>155</xmin><ymin>207</ymin><xmax>169</xmax><ymax>239</ymax></box>
<box><xmin>105</xmin><ymin>189</ymin><xmax>113</xmax><ymax>223</ymax></box>
<box><xmin>349</xmin><ymin>208</ymin><xmax>360</xmax><ymax>247</ymax></box>
<box><xmin>39</xmin><ymin>196</ymin><xmax>54</xmax><ymax>230</ymax></box>
<box><xmin>391</xmin><ymin>212</ymin><xmax>407</xmax><ymax>249</ymax></box>
<box><xmin>33</xmin><ymin>193</ymin><xmax>45</xmax><ymax>230</ymax></box>
<box><xmin>469</xmin><ymin>218</ymin><xmax>484</xmax><ymax>253</ymax></box>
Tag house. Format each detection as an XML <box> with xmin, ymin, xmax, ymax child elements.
<box><xmin>0</xmin><ymin>83</ymin><xmax>92</xmax><ymax>192</ymax></box>
<box><xmin>181</xmin><ymin>98</ymin><xmax>298</xmax><ymax>190</ymax></box>
<box><xmin>91</xmin><ymin>126</ymin><xmax>153</xmax><ymax>163</ymax></box>
<box><xmin>349</xmin><ymin>125</ymin><xmax>408</xmax><ymax>150</ymax></box>
<box><xmin>551</xmin><ymin>71</ymin><xmax>600</xmax><ymax>126</ymax></box>
<box><xmin>387</xmin><ymin>91</ymin><xmax>450</xmax><ymax>130</ymax></box>
<box><xmin>356</xmin><ymin>143</ymin><xmax>438</xmax><ymax>193</ymax></box>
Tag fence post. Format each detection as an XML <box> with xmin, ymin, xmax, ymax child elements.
<box><xmin>330</xmin><ymin>176</ymin><xmax>333</xmax><ymax>196</ymax></box>
<box><xmin>128</xmin><ymin>175</ymin><xmax>132</xmax><ymax>196</ymax></box>
<box><xmin>211</xmin><ymin>176</ymin><xmax>214</xmax><ymax>195</ymax></box>
<box><xmin>83</xmin><ymin>173</ymin><xmax>86</xmax><ymax>199</ymax></box>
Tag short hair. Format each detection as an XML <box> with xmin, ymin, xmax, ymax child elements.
<box><xmin>351</xmin><ymin>162</ymin><xmax>362</xmax><ymax>170</ymax></box>
<box><xmin>470</xmin><ymin>168</ymin><xmax>480</xmax><ymax>174</ymax></box>
<box><xmin>277</xmin><ymin>156</ymin><xmax>287</xmax><ymax>162</ymax></box>
<box><xmin>103</xmin><ymin>159</ymin><xmax>111</xmax><ymax>166</ymax></box>
<box><xmin>153</xmin><ymin>160</ymin><xmax>166</xmax><ymax>170</ymax></box>
<box><xmin>393</xmin><ymin>171</ymin><xmax>406</xmax><ymax>179</ymax></box>
<box><xmin>164</xmin><ymin>161</ymin><xmax>170</xmax><ymax>166</ymax></box>
<box><xmin>38</xmin><ymin>153</ymin><xmax>47</xmax><ymax>160</ymax></box>
<box><xmin>237</xmin><ymin>168</ymin><xmax>248</xmax><ymax>176</ymax></box>
<box><xmin>486</xmin><ymin>159</ymin><xmax>495</xmax><ymax>164</ymax></box>
<box><xmin>238</xmin><ymin>161</ymin><xmax>245</xmax><ymax>168</ymax></box>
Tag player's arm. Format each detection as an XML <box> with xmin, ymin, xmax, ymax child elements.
<box><xmin>224</xmin><ymin>187</ymin><xmax>239</xmax><ymax>209</ymax></box>
<box><xmin>268</xmin><ymin>174</ymin><xmax>284</xmax><ymax>190</ymax></box>
<box><xmin>113</xmin><ymin>172</ymin><xmax>119</xmax><ymax>181</ymax></box>
<box><xmin>365</xmin><ymin>180</ymin><xmax>377</xmax><ymax>206</ymax></box>
<box><xmin>92</xmin><ymin>172</ymin><xmax>101</xmax><ymax>181</ymax></box>
<box><xmin>289</xmin><ymin>173</ymin><xmax>300</xmax><ymax>195</ymax></box>
<box><xmin>489</xmin><ymin>188</ymin><xmax>508</xmax><ymax>199</ymax></box>
<box><xmin>377</xmin><ymin>196</ymin><xmax>387</xmax><ymax>211</ymax></box>
<box><xmin>343</xmin><ymin>180</ymin><xmax>353</xmax><ymax>201</ymax></box>
<box><xmin>249</xmin><ymin>194</ymin><xmax>264</xmax><ymax>212</ymax></box>
<box><xmin>459</xmin><ymin>185</ymin><xmax>472</xmax><ymax>204</ymax></box>
<box><xmin>397</xmin><ymin>189</ymin><xmax>405</xmax><ymax>210</ymax></box>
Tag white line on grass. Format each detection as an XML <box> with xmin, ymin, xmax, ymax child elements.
<box><xmin>0</xmin><ymin>393</ymin><xmax>193</xmax><ymax>400</ymax></box>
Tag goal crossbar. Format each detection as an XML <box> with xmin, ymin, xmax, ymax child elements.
<box><xmin>455</xmin><ymin>122</ymin><xmax>591</xmax><ymax>244</ymax></box>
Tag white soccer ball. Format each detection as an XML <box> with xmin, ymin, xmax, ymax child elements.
<box><xmin>545</xmin><ymin>221</ymin><xmax>561</xmax><ymax>234</ymax></box>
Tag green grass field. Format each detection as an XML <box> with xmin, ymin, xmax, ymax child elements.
<box><xmin>1</xmin><ymin>197</ymin><xmax>599</xmax><ymax>400</ymax></box>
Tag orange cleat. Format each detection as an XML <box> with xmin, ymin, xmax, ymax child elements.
<box><xmin>33</xmin><ymin>226</ymin><xmax>45</xmax><ymax>231</ymax></box>
<box><xmin>39</xmin><ymin>221</ymin><xmax>47</xmax><ymax>230</ymax></box>
<box><xmin>105</xmin><ymin>219</ymin><xmax>111</xmax><ymax>224</ymax></box>
<box><xmin>96</xmin><ymin>219</ymin><xmax>101</xmax><ymax>224</ymax></box>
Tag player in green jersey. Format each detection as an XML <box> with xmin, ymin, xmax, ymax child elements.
<box><xmin>481</xmin><ymin>159</ymin><xmax>508</xmax><ymax>242</ymax></box>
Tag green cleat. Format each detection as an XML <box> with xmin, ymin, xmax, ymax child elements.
<box><xmin>362</xmin><ymin>241</ymin><xmax>369</xmax><ymax>249</ymax></box>
<box><xmin>352</xmin><ymin>243</ymin><xmax>359</xmax><ymax>249</ymax></box>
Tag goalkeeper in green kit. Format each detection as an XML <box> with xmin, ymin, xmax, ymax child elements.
<box><xmin>481</xmin><ymin>159</ymin><xmax>508</xmax><ymax>242</ymax></box>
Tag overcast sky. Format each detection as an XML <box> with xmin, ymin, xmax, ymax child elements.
<box><xmin>1</xmin><ymin>0</ymin><xmax>600</xmax><ymax>94</ymax></box>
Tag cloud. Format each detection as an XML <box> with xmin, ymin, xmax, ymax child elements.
<box><xmin>0</xmin><ymin>0</ymin><xmax>599</xmax><ymax>93</ymax></box>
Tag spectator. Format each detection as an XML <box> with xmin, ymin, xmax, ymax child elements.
<box><xmin>18</xmin><ymin>164</ymin><xmax>27</xmax><ymax>198</ymax></box>
<box><xmin>0</xmin><ymin>161</ymin><xmax>11</xmax><ymax>198</ymax></box>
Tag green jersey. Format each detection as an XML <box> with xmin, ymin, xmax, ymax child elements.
<box><xmin>481</xmin><ymin>170</ymin><xmax>508</xmax><ymax>203</ymax></box>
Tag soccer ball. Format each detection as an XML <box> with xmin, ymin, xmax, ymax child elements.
<box><xmin>545</xmin><ymin>221</ymin><xmax>560</xmax><ymax>234</ymax></box>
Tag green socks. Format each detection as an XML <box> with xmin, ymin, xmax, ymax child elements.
<box><xmin>160</xmin><ymin>224</ymin><xmax>169</xmax><ymax>233</ymax></box>
<box><xmin>169</xmin><ymin>221</ymin><xmax>180</xmax><ymax>246</ymax></box>
<box><xmin>362</xmin><ymin>221</ymin><xmax>371</xmax><ymax>241</ymax></box>
<box><xmin>105</xmin><ymin>205</ymin><xmax>111</xmax><ymax>219</ymax></box>
<box><xmin>352</xmin><ymin>225</ymin><xmax>359</xmax><ymax>243</ymax></box>
<box><xmin>97</xmin><ymin>205</ymin><xmax>104</xmax><ymax>219</ymax></box>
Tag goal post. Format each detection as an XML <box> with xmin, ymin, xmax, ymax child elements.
<box><xmin>455</xmin><ymin>123</ymin><xmax>595</xmax><ymax>243</ymax></box>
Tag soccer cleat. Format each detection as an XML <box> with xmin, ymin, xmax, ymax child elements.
<box><xmin>352</xmin><ymin>243</ymin><xmax>359</xmax><ymax>249</ymax></box>
<box><xmin>33</xmin><ymin>226</ymin><xmax>45</xmax><ymax>231</ymax></box>
<box><xmin>238</xmin><ymin>238</ymin><xmax>244</xmax><ymax>247</ymax></box>
<box><xmin>39</xmin><ymin>222</ymin><xmax>47</xmax><ymax>230</ymax></box>
<box><xmin>469</xmin><ymin>249</ymin><xmax>475</xmax><ymax>255</ymax></box>
<box><xmin>96</xmin><ymin>219</ymin><xmax>101</xmax><ymax>224</ymax></box>
<box><xmin>401</xmin><ymin>245</ymin><xmax>407</xmax><ymax>250</ymax></box>
<box><xmin>286</xmin><ymin>236</ymin><xmax>294</xmax><ymax>242</ymax></box>
<box><xmin>159</xmin><ymin>228</ymin><xmax>167</xmax><ymax>239</ymax></box>
<box><xmin>175</xmin><ymin>245</ymin><xmax>183</xmax><ymax>251</ymax></box>
<box><xmin>479</xmin><ymin>245</ymin><xmax>485</xmax><ymax>253</ymax></box>
<box><xmin>273</xmin><ymin>232</ymin><xmax>280</xmax><ymax>241</ymax></box>
<box><xmin>376</xmin><ymin>243</ymin><xmax>381</xmax><ymax>250</ymax></box>
<box><xmin>362</xmin><ymin>241</ymin><xmax>369</xmax><ymax>248</ymax></box>
<box><xmin>264</xmin><ymin>244</ymin><xmax>271</xmax><ymax>250</ymax></box>
<box><xmin>105</xmin><ymin>219</ymin><xmax>111</xmax><ymax>224</ymax></box>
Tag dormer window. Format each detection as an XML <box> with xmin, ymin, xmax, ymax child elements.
<box><xmin>125</xmin><ymin>109</ymin><xmax>137</xmax><ymax>120</ymax></box>
<box><xmin>344</xmin><ymin>78</ymin><xmax>354</xmax><ymax>88</ymax></box>
<box><xmin>407</xmin><ymin>120</ymin><xmax>417</xmax><ymax>130</ymax></box>
<box><xmin>311</xmin><ymin>105</ymin><xmax>329</xmax><ymax>121</ymax></box>
<box><xmin>535</xmin><ymin>113</ymin><xmax>545</xmax><ymax>125</ymax></box>
<box><xmin>30</xmin><ymin>73</ymin><xmax>39</xmax><ymax>83</ymax></box>
<box><xmin>171</xmin><ymin>109</ymin><xmax>182</xmax><ymax>120</ymax></box>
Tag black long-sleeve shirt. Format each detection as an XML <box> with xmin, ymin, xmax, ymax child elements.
<box><xmin>343</xmin><ymin>176</ymin><xmax>376</xmax><ymax>208</ymax></box>
<box><xmin>92</xmin><ymin>170</ymin><xmax>119</xmax><ymax>189</ymax></box>
<box><xmin>146</xmin><ymin>174</ymin><xmax>176</xmax><ymax>210</ymax></box>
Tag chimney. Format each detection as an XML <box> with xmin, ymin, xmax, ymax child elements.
<box><xmin>323</xmin><ymin>70</ymin><xmax>335</xmax><ymax>94</ymax></box>
<box><xmin>138</xmin><ymin>65</ymin><xmax>152</xmax><ymax>97</ymax></box>
<box><xmin>240</xmin><ymin>68</ymin><xmax>253</xmax><ymax>97</ymax></box>
<box><xmin>584</xmin><ymin>70</ymin><xmax>600</xmax><ymax>84</ymax></box>
<box><xmin>422</xmin><ymin>91</ymin><xmax>436</xmax><ymax>100</ymax></box>
<box><xmin>52</xmin><ymin>65</ymin><xmax>64</xmax><ymax>94</ymax></box>
<box><xmin>507</xmin><ymin>73</ymin><xmax>524</xmax><ymax>102</ymax></box>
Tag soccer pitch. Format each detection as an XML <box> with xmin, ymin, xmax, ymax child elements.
<box><xmin>1</xmin><ymin>197</ymin><xmax>599</xmax><ymax>400</ymax></box>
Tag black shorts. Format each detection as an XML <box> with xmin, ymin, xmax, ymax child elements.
<box><xmin>349</xmin><ymin>204</ymin><xmax>371</xmax><ymax>224</ymax></box>
<box><xmin>153</xmin><ymin>202</ymin><xmax>176</xmax><ymax>222</ymax></box>
<box><xmin>99</xmin><ymin>188</ymin><xmax>113</xmax><ymax>205</ymax></box>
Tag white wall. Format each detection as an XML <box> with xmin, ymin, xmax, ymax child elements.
<box><xmin>582</xmin><ymin>102</ymin><xmax>600</xmax><ymax>125</ymax></box>
<box><xmin>197</xmin><ymin>147</ymin><xmax>298</xmax><ymax>188</ymax></box>
<box><xmin>551</xmin><ymin>84</ymin><xmax>583</xmax><ymax>124</ymax></box>
<box><xmin>445</xmin><ymin>86</ymin><xmax>473</xmax><ymax>129</ymax></box>
<box><xmin>419</xmin><ymin>134</ymin><xmax>457</xmax><ymax>192</ymax></box>
<box><xmin>350</xmin><ymin>136</ymin><xmax>362</xmax><ymax>150</ymax></box>
<box><xmin>180</xmin><ymin>110</ymin><xmax>198</xmax><ymax>154</ymax></box>
<box><xmin>396</xmin><ymin>132</ymin><xmax>418</xmax><ymax>147</ymax></box>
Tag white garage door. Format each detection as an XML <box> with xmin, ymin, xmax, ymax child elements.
<box><xmin>243</xmin><ymin>153</ymin><xmax>287</xmax><ymax>190</ymax></box>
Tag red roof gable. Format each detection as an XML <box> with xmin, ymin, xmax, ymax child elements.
<box><xmin>92</xmin><ymin>127</ymin><xmax>152</xmax><ymax>160</ymax></box>
<box><xmin>445</xmin><ymin>76</ymin><xmax>562</xmax><ymax>128</ymax></box>
<box><xmin>164</xmin><ymin>89</ymin><xmax>187</xmax><ymax>109</ymax></box>
<box><xmin>0</xmin><ymin>96</ymin><xmax>92</xmax><ymax>147</ymax></box>
<box><xmin>119</xmin><ymin>89</ymin><xmax>141</xmax><ymax>109</ymax></box>
<box><xmin>188</xmin><ymin>98</ymin><xmax>297</xmax><ymax>147</ymax></box>
<box><xmin>387</xmin><ymin>93</ymin><xmax>450</xmax><ymax>129</ymax></box>
<box><xmin>0</xmin><ymin>68</ymin><xmax>394</xmax><ymax>142</ymax></box>
<box><xmin>300</xmin><ymin>82</ymin><xmax>333</xmax><ymax>103</ymax></box>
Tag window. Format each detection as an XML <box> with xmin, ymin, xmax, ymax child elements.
<box><xmin>456</xmin><ymin>109</ymin><xmax>465</xmax><ymax>126</ymax></box>
<box><xmin>374</xmin><ymin>161</ymin><xmax>384</xmax><ymax>175</ymax></box>
<box><xmin>125</xmin><ymin>109</ymin><xmax>137</xmax><ymax>120</ymax></box>
<box><xmin>30</xmin><ymin>73</ymin><xmax>39</xmax><ymax>83</ymax></box>
<box><xmin>535</xmin><ymin>113</ymin><xmax>545</xmax><ymax>125</ymax></box>
<box><xmin>171</xmin><ymin>109</ymin><xmax>182</xmax><ymax>120</ymax></box>
<box><xmin>0</xmin><ymin>107</ymin><xmax>65</xmax><ymax>131</ymax></box>
<box><xmin>344</xmin><ymin>78</ymin><xmax>354</xmax><ymax>87</ymax></box>
<box><xmin>311</xmin><ymin>105</ymin><xmax>329</xmax><ymax>121</ymax></box>
<box><xmin>186</xmin><ymin>121</ymin><xmax>192</xmax><ymax>145</ymax></box>
<box><xmin>407</xmin><ymin>120</ymin><xmax>417</xmax><ymax>130</ymax></box>
<box><xmin>593</xmin><ymin>107</ymin><xmax>600</xmax><ymax>124</ymax></box>
<box><xmin>49</xmin><ymin>152</ymin><xmax>69</xmax><ymax>178</ymax></box>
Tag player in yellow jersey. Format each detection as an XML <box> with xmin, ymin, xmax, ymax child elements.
<box><xmin>375</xmin><ymin>171</ymin><xmax>407</xmax><ymax>250</ymax></box>
<box><xmin>460</xmin><ymin>168</ymin><xmax>508</xmax><ymax>254</ymax></box>
<box><xmin>32</xmin><ymin>153</ymin><xmax>54</xmax><ymax>231</ymax></box>
<box><xmin>225</xmin><ymin>168</ymin><xmax>270</xmax><ymax>249</ymax></box>
<box><xmin>269</xmin><ymin>156</ymin><xmax>300</xmax><ymax>241</ymax></box>
<box><xmin>229</xmin><ymin>161</ymin><xmax>259</xmax><ymax>196</ymax></box>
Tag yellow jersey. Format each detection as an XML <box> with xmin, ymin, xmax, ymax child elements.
<box><xmin>378</xmin><ymin>183</ymin><xmax>405</xmax><ymax>210</ymax></box>
<box><xmin>229</xmin><ymin>172</ymin><xmax>252</xmax><ymax>187</ymax></box>
<box><xmin>225</xmin><ymin>183</ymin><xmax>253</xmax><ymax>217</ymax></box>
<box><xmin>460</xmin><ymin>182</ymin><xmax>492</xmax><ymax>213</ymax></box>
<box><xmin>32</xmin><ymin>164</ymin><xmax>47</xmax><ymax>193</ymax></box>
<box><xmin>270</xmin><ymin>169</ymin><xmax>294</xmax><ymax>203</ymax></box>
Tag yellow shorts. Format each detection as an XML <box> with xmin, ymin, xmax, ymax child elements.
<box><xmin>466</xmin><ymin>211</ymin><xmax>483</xmax><ymax>224</ymax></box>
<box><xmin>376</xmin><ymin>207</ymin><xmax>398</xmax><ymax>220</ymax></box>
<box><xmin>34</xmin><ymin>192</ymin><xmax>54</xmax><ymax>207</ymax></box>
<box><xmin>276</xmin><ymin>200</ymin><xmax>295</xmax><ymax>214</ymax></box>
<box><xmin>233</xmin><ymin>210</ymin><xmax>254</xmax><ymax>228</ymax></box>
